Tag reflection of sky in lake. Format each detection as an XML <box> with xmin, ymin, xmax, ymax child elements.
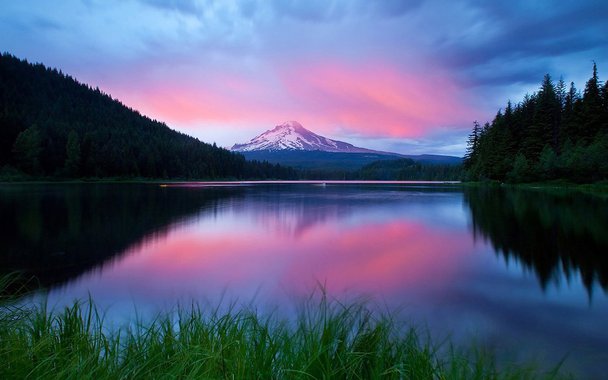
<box><xmin>35</xmin><ymin>185</ymin><xmax>608</xmax><ymax>378</ymax></box>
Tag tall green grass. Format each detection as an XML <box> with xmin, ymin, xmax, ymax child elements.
<box><xmin>0</xmin><ymin>283</ymin><xmax>569</xmax><ymax>379</ymax></box>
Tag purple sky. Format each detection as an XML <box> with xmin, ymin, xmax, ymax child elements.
<box><xmin>1</xmin><ymin>0</ymin><xmax>607</xmax><ymax>156</ymax></box>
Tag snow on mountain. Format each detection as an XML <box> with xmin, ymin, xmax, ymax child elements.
<box><xmin>231</xmin><ymin>121</ymin><xmax>377</xmax><ymax>153</ymax></box>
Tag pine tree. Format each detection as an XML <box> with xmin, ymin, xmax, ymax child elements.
<box><xmin>601</xmin><ymin>80</ymin><xmax>608</xmax><ymax>134</ymax></box>
<box><xmin>603</xmin><ymin>81</ymin><xmax>608</xmax><ymax>111</ymax></box>
<box><xmin>582</xmin><ymin>62</ymin><xmax>603</xmax><ymax>139</ymax></box>
<box><xmin>64</xmin><ymin>130</ymin><xmax>81</xmax><ymax>177</ymax></box>
<box><xmin>556</xmin><ymin>76</ymin><xmax>566</xmax><ymax>110</ymax></box>
<box><xmin>464</xmin><ymin>121</ymin><xmax>480</xmax><ymax>169</ymax></box>
<box><xmin>480</xmin><ymin>110</ymin><xmax>513</xmax><ymax>180</ymax></box>
<box><xmin>534</xmin><ymin>74</ymin><xmax>560</xmax><ymax>151</ymax></box>
<box><xmin>507</xmin><ymin>153</ymin><xmax>531</xmax><ymax>183</ymax></box>
<box><xmin>0</xmin><ymin>53</ymin><xmax>299</xmax><ymax>180</ymax></box>
<box><xmin>562</xmin><ymin>81</ymin><xmax>581</xmax><ymax>143</ymax></box>
<box><xmin>503</xmin><ymin>100</ymin><xmax>519</xmax><ymax>154</ymax></box>
<box><xmin>12</xmin><ymin>126</ymin><xmax>42</xmax><ymax>174</ymax></box>
<box><xmin>564</xmin><ymin>81</ymin><xmax>580</xmax><ymax>114</ymax></box>
<box><xmin>465</xmin><ymin>63</ymin><xmax>608</xmax><ymax>183</ymax></box>
<box><xmin>555</xmin><ymin>77</ymin><xmax>567</xmax><ymax>151</ymax></box>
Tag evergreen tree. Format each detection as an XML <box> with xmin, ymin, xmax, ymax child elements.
<box><xmin>564</xmin><ymin>81</ymin><xmax>579</xmax><ymax>113</ymax></box>
<box><xmin>482</xmin><ymin>111</ymin><xmax>513</xmax><ymax>180</ymax></box>
<box><xmin>556</xmin><ymin>77</ymin><xmax>566</xmax><ymax>110</ymax></box>
<box><xmin>0</xmin><ymin>53</ymin><xmax>298</xmax><ymax>180</ymax></box>
<box><xmin>463</xmin><ymin>121</ymin><xmax>480</xmax><ymax>169</ymax></box>
<box><xmin>64</xmin><ymin>130</ymin><xmax>81</xmax><ymax>177</ymax></box>
<box><xmin>601</xmin><ymin>80</ymin><xmax>608</xmax><ymax>134</ymax></box>
<box><xmin>537</xmin><ymin>145</ymin><xmax>558</xmax><ymax>180</ymax></box>
<box><xmin>12</xmin><ymin>126</ymin><xmax>42</xmax><ymax>174</ymax></box>
<box><xmin>531</xmin><ymin>74</ymin><xmax>559</xmax><ymax>154</ymax></box>
<box><xmin>582</xmin><ymin>62</ymin><xmax>603</xmax><ymax>139</ymax></box>
<box><xmin>561</xmin><ymin>81</ymin><xmax>580</xmax><ymax>143</ymax></box>
<box><xmin>603</xmin><ymin>81</ymin><xmax>608</xmax><ymax>111</ymax></box>
<box><xmin>507</xmin><ymin>153</ymin><xmax>531</xmax><ymax>183</ymax></box>
<box><xmin>465</xmin><ymin>62</ymin><xmax>608</xmax><ymax>183</ymax></box>
<box><xmin>555</xmin><ymin>77</ymin><xmax>566</xmax><ymax>151</ymax></box>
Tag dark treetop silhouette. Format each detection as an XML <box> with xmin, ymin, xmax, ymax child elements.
<box><xmin>464</xmin><ymin>63</ymin><xmax>608</xmax><ymax>183</ymax></box>
<box><xmin>0</xmin><ymin>53</ymin><xmax>296</xmax><ymax>180</ymax></box>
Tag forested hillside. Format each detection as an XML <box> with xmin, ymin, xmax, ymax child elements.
<box><xmin>356</xmin><ymin>159</ymin><xmax>462</xmax><ymax>181</ymax></box>
<box><xmin>0</xmin><ymin>53</ymin><xmax>296</xmax><ymax>180</ymax></box>
<box><xmin>464</xmin><ymin>63</ymin><xmax>608</xmax><ymax>182</ymax></box>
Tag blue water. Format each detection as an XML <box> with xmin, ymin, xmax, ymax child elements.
<box><xmin>1</xmin><ymin>182</ymin><xmax>607</xmax><ymax>378</ymax></box>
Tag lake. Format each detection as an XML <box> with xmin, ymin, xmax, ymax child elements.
<box><xmin>1</xmin><ymin>182</ymin><xmax>607</xmax><ymax>378</ymax></box>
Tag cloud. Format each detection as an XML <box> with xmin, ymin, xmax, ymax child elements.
<box><xmin>363</xmin><ymin>0</ymin><xmax>425</xmax><ymax>18</ymax></box>
<box><xmin>103</xmin><ymin>56</ymin><xmax>474</xmax><ymax>151</ymax></box>
<box><xmin>267</xmin><ymin>0</ymin><xmax>423</xmax><ymax>22</ymax></box>
<box><xmin>279</xmin><ymin>60</ymin><xmax>474</xmax><ymax>138</ymax></box>
<box><xmin>435</xmin><ymin>1</ymin><xmax>608</xmax><ymax>83</ymax></box>
<box><xmin>0</xmin><ymin>0</ymin><xmax>606</xmax><ymax>155</ymax></box>
<box><xmin>139</xmin><ymin>0</ymin><xmax>201</xmax><ymax>15</ymax></box>
<box><xmin>269</xmin><ymin>0</ymin><xmax>347</xmax><ymax>22</ymax></box>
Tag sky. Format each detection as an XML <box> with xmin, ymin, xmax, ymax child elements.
<box><xmin>1</xmin><ymin>0</ymin><xmax>607</xmax><ymax>156</ymax></box>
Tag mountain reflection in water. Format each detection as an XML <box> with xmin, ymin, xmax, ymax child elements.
<box><xmin>2</xmin><ymin>183</ymin><xmax>606</xmax><ymax>299</ymax></box>
<box><xmin>1</xmin><ymin>183</ymin><xmax>607</xmax><ymax>378</ymax></box>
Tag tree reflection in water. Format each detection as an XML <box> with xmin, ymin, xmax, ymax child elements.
<box><xmin>464</xmin><ymin>186</ymin><xmax>608</xmax><ymax>296</ymax></box>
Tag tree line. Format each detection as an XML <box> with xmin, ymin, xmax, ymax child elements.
<box><xmin>0</xmin><ymin>53</ymin><xmax>297</xmax><ymax>180</ymax></box>
<box><xmin>0</xmin><ymin>53</ymin><xmax>462</xmax><ymax>182</ymax></box>
<box><xmin>354</xmin><ymin>158</ymin><xmax>462</xmax><ymax>181</ymax></box>
<box><xmin>464</xmin><ymin>62</ymin><xmax>608</xmax><ymax>182</ymax></box>
<box><xmin>291</xmin><ymin>159</ymin><xmax>462</xmax><ymax>181</ymax></box>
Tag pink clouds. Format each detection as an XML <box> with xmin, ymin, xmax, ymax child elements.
<box><xmin>280</xmin><ymin>61</ymin><xmax>474</xmax><ymax>137</ymax></box>
<box><xmin>109</xmin><ymin>69</ymin><xmax>283</xmax><ymax>125</ymax></box>
<box><xmin>4</xmin><ymin>0</ymin><xmax>606</xmax><ymax>156</ymax></box>
<box><xmin>105</xmin><ymin>58</ymin><xmax>473</xmax><ymax>141</ymax></box>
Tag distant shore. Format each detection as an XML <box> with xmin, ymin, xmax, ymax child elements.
<box><xmin>461</xmin><ymin>180</ymin><xmax>608</xmax><ymax>195</ymax></box>
<box><xmin>3</xmin><ymin>177</ymin><xmax>608</xmax><ymax>199</ymax></box>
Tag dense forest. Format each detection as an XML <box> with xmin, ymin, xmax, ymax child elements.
<box><xmin>0</xmin><ymin>53</ymin><xmax>461</xmax><ymax>182</ymax></box>
<box><xmin>355</xmin><ymin>158</ymin><xmax>462</xmax><ymax>181</ymax></box>
<box><xmin>288</xmin><ymin>159</ymin><xmax>462</xmax><ymax>180</ymax></box>
<box><xmin>0</xmin><ymin>53</ymin><xmax>297</xmax><ymax>180</ymax></box>
<box><xmin>464</xmin><ymin>63</ymin><xmax>608</xmax><ymax>182</ymax></box>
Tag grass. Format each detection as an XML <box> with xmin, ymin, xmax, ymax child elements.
<box><xmin>0</xmin><ymin>280</ymin><xmax>569</xmax><ymax>379</ymax></box>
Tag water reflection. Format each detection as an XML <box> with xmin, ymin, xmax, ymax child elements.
<box><xmin>2</xmin><ymin>183</ymin><xmax>606</xmax><ymax>300</ymax></box>
<box><xmin>2</xmin><ymin>183</ymin><xmax>608</xmax><ymax>378</ymax></box>
<box><xmin>0</xmin><ymin>184</ymin><xmax>244</xmax><ymax>293</ymax></box>
<box><xmin>464</xmin><ymin>186</ymin><xmax>608</xmax><ymax>296</ymax></box>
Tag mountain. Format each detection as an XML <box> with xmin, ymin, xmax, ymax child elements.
<box><xmin>0</xmin><ymin>53</ymin><xmax>296</xmax><ymax>180</ymax></box>
<box><xmin>232</xmin><ymin>121</ymin><xmax>462</xmax><ymax>170</ymax></box>
<box><xmin>232</xmin><ymin>121</ymin><xmax>382</xmax><ymax>153</ymax></box>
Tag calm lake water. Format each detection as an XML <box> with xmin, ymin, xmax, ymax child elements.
<box><xmin>1</xmin><ymin>182</ymin><xmax>607</xmax><ymax>378</ymax></box>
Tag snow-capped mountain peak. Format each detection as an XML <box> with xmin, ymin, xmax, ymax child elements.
<box><xmin>231</xmin><ymin>121</ymin><xmax>374</xmax><ymax>153</ymax></box>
